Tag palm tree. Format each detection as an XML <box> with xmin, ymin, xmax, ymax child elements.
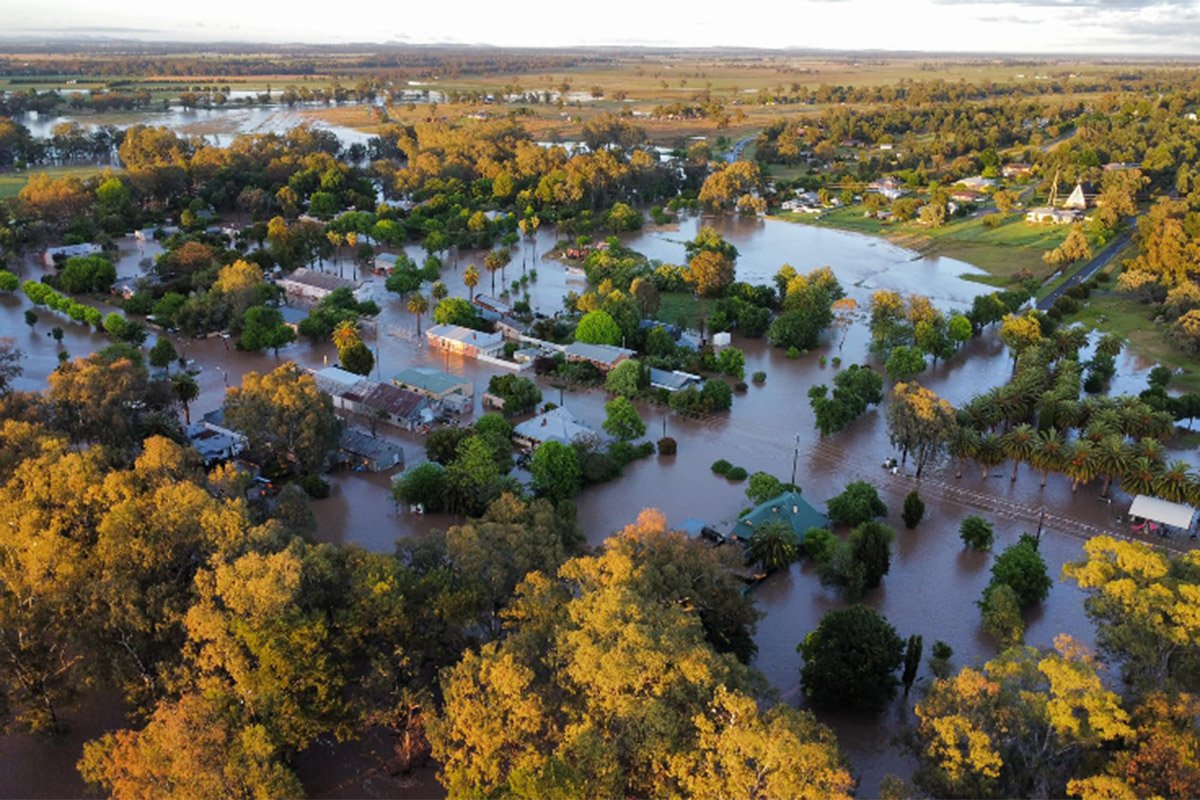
<box><xmin>746</xmin><ymin>521</ymin><xmax>800</xmax><ymax>573</ymax></box>
<box><xmin>1154</xmin><ymin>460</ymin><xmax>1194</xmax><ymax>504</ymax></box>
<box><xmin>464</xmin><ymin>264</ymin><xmax>480</xmax><ymax>299</ymax></box>
<box><xmin>326</xmin><ymin>230</ymin><xmax>343</xmax><ymax>277</ymax></box>
<box><xmin>976</xmin><ymin>433</ymin><xmax>1005</xmax><ymax>480</ymax></box>
<box><xmin>1030</xmin><ymin>429</ymin><xmax>1067</xmax><ymax>488</ymax></box>
<box><xmin>949</xmin><ymin>425</ymin><xmax>979</xmax><ymax>480</ymax></box>
<box><xmin>407</xmin><ymin>293</ymin><xmax>429</xmax><ymax>335</ymax></box>
<box><xmin>1121</xmin><ymin>457</ymin><xmax>1159</xmax><ymax>498</ymax></box>
<box><xmin>1001</xmin><ymin>423</ymin><xmax>1038</xmax><ymax>483</ymax></box>
<box><xmin>1065</xmin><ymin>440</ymin><xmax>1098</xmax><ymax>493</ymax></box>
<box><xmin>431</xmin><ymin>281</ymin><xmax>448</xmax><ymax>303</ymax></box>
<box><xmin>346</xmin><ymin>231</ymin><xmax>359</xmax><ymax>279</ymax></box>
<box><xmin>483</xmin><ymin>249</ymin><xmax>509</xmax><ymax>294</ymax></box>
<box><xmin>1094</xmin><ymin>434</ymin><xmax>1133</xmax><ymax>498</ymax></box>
<box><xmin>1136</xmin><ymin>437</ymin><xmax>1165</xmax><ymax>466</ymax></box>
<box><xmin>171</xmin><ymin>371</ymin><xmax>199</xmax><ymax>425</ymax></box>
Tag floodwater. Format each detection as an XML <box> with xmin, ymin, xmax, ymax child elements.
<box><xmin>0</xmin><ymin>213</ymin><xmax>1187</xmax><ymax>798</ymax></box>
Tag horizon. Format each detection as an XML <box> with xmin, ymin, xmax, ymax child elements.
<box><xmin>7</xmin><ymin>0</ymin><xmax>1200</xmax><ymax>56</ymax></box>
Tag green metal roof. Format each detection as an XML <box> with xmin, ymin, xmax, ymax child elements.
<box><xmin>731</xmin><ymin>490</ymin><xmax>827</xmax><ymax>540</ymax></box>
<box><xmin>392</xmin><ymin>367</ymin><xmax>469</xmax><ymax>396</ymax></box>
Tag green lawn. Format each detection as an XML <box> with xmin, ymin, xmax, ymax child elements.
<box><xmin>0</xmin><ymin>165</ymin><xmax>119</xmax><ymax>199</ymax></box>
<box><xmin>656</xmin><ymin>292</ymin><xmax>713</xmax><ymax>328</ymax></box>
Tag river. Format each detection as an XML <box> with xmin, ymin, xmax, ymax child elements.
<box><xmin>0</xmin><ymin>208</ymin><xmax>1180</xmax><ymax>797</ymax></box>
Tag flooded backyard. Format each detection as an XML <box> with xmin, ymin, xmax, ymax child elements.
<box><xmin>0</xmin><ymin>207</ymin><xmax>1186</xmax><ymax>797</ymax></box>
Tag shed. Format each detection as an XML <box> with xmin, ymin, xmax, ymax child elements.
<box><xmin>338</xmin><ymin>428</ymin><xmax>405</xmax><ymax>472</ymax></box>
<box><xmin>1128</xmin><ymin>495</ymin><xmax>1197</xmax><ymax>531</ymax></box>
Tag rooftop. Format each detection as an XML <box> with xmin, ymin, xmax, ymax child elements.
<box><xmin>513</xmin><ymin>406</ymin><xmax>600</xmax><ymax>447</ymax></box>
<box><xmin>339</xmin><ymin>427</ymin><xmax>405</xmax><ymax>463</ymax></box>
<box><xmin>360</xmin><ymin>382</ymin><xmax>426</xmax><ymax>419</ymax></box>
<box><xmin>563</xmin><ymin>341</ymin><xmax>635</xmax><ymax>366</ymax></box>
<box><xmin>393</xmin><ymin>366</ymin><xmax>471</xmax><ymax>395</ymax></box>
<box><xmin>731</xmin><ymin>490</ymin><xmax>827</xmax><ymax>541</ymax></box>
<box><xmin>426</xmin><ymin>324</ymin><xmax>503</xmax><ymax>348</ymax></box>
<box><xmin>279</xmin><ymin>268</ymin><xmax>361</xmax><ymax>292</ymax></box>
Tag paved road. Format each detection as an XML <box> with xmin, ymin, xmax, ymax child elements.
<box><xmin>1037</xmin><ymin>229</ymin><xmax>1132</xmax><ymax>311</ymax></box>
<box><xmin>725</xmin><ymin>135</ymin><xmax>755</xmax><ymax>163</ymax></box>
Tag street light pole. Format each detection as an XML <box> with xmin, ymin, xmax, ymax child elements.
<box><xmin>790</xmin><ymin>433</ymin><xmax>800</xmax><ymax>487</ymax></box>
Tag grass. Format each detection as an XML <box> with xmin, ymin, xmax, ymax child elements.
<box><xmin>656</xmin><ymin>292</ymin><xmax>714</xmax><ymax>328</ymax></box>
<box><xmin>0</xmin><ymin>164</ymin><xmax>119</xmax><ymax>199</ymax></box>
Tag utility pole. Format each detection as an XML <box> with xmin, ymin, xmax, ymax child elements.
<box><xmin>790</xmin><ymin>433</ymin><xmax>800</xmax><ymax>486</ymax></box>
<box><xmin>1035</xmin><ymin>508</ymin><xmax>1045</xmax><ymax>548</ymax></box>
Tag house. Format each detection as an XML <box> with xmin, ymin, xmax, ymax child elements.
<box><xmin>1063</xmin><ymin>182</ymin><xmax>1090</xmax><ymax>210</ymax></box>
<box><xmin>472</xmin><ymin>294</ymin><xmax>513</xmax><ymax>321</ymax></box>
<box><xmin>134</xmin><ymin>226</ymin><xmax>180</xmax><ymax>243</ymax></box>
<box><xmin>1025</xmin><ymin>207</ymin><xmax>1081</xmax><ymax>225</ymax></box>
<box><xmin>392</xmin><ymin>366</ymin><xmax>474</xmax><ymax>400</ymax></box>
<box><xmin>513</xmin><ymin>406</ymin><xmax>601</xmax><ymax>451</ymax></box>
<box><xmin>185</xmin><ymin>422</ymin><xmax>244</xmax><ymax>467</ymax></box>
<box><xmin>868</xmin><ymin>177</ymin><xmax>907</xmax><ymax>201</ymax></box>
<box><xmin>562</xmin><ymin>341</ymin><xmax>634</xmax><ymax>372</ymax></box>
<box><xmin>337</xmin><ymin>428</ymin><xmax>405</xmax><ymax>472</ymax></box>
<box><xmin>313</xmin><ymin>367</ymin><xmax>430</xmax><ymax>430</ymax></box>
<box><xmin>949</xmin><ymin>190</ymin><xmax>985</xmax><ymax>204</ymax></box>
<box><xmin>730</xmin><ymin>490</ymin><xmax>828</xmax><ymax>542</ymax></box>
<box><xmin>276</xmin><ymin>268</ymin><xmax>368</xmax><ymax>303</ymax></box>
<box><xmin>373</xmin><ymin>252</ymin><xmax>404</xmax><ymax>275</ymax></box>
<box><xmin>42</xmin><ymin>243</ymin><xmax>101</xmax><ymax>267</ymax></box>
<box><xmin>1103</xmin><ymin>162</ymin><xmax>1141</xmax><ymax>172</ymax></box>
<box><xmin>956</xmin><ymin>175</ymin><xmax>996</xmax><ymax>191</ymax></box>
<box><xmin>426</xmin><ymin>324</ymin><xmax>504</xmax><ymax>358</ymax></box>
<box><xmin>1002</xmin><ymin>163</ymin><xmax>1035</xmax><ymax>180</ymax></box>
<box><xmin>649</xmin><ymin>368</ymin><xmax>703</xmax><ymax>393</ymax></box>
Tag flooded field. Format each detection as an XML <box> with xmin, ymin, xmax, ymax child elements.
<box><xmin>0</xmin><ymin>211</ymin><xmax>1187</xmax><ymax>798</ymax></box>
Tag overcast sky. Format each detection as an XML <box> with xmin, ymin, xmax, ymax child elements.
<box><xmin>6</xmin><ymin>0</ymin><xmax>1200</xmax><ymax>55</ymax></box>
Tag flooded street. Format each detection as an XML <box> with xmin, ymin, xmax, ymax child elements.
<box><xmin>0</xmin><ymin>210</ymin><xmax>1181</xmax><ymax>798</ymax></box>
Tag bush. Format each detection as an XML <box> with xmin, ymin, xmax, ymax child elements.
<box><xmin>751</xmin><ymin>371</ymin><xmax>766</xmax><ymax>383</ymax></box>
<box><xmin>826</xmin><ymin>481</ymin><xmax>888</xmax><ymax>527</ymax></box>
<box><xmin>786</xmin><ymin>346</ymin><xmax>800</xmax><ymax>359</ymax></box>
<box><xmin>959</xmin><ymin>515</ymin><xmax>995</xmax><ymax>550</ymax></box>
<box><xmin>801</xmin><ymin>528</ymin><xmax>837</xmax><ymax>562</ymax></box>
<box><xmin>734</xmin><ymin>381</ymin><xmax>748</xmax><ymax>393</ymax></box>
<box><xmin>901</xmin><ymin>490</ymin><xmax>925</xmax><ymax>529</ymax></box>
<box><xmin>657</xmin><ymin>436</ymin><xmax>677</xmax><ymax>455</ymax></box>
<box><xmin>726</xmin><ymin>466</ymin><xmax>748</xmax><ymax>481</ymax></box>
<box><xmin>711</xmin><ymin>459</ymin><xmax>733</xmax><ymax>476</ymax></box>
<box><xmin>831</xmin><ymin>357</ymin><xmax>842</xmax><ymax>368</ymax></box>
<box><xmin>609</xmin><ymin>440</ymin><xmax>654</xmax><ymax>467</ymax></box>
<box><xmin>297</xmin><ymin>474</ymin><xmax>331</xmax><ymax>499</ymax></box>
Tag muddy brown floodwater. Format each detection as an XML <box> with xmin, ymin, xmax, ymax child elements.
<box><xmin>0</xmin><ymin>215</ymin><xmax>1192</xmax><ymax>798</ymax></box>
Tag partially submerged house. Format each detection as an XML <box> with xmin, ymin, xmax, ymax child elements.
<box><xmin>43</xmin><ymin>243</ymin><xmax>101</xmax><ymax>267</ymax></box>
<box><xmin>393</xmin><ymin>366</ymin><xmax>474</xmax><ymax>401</ymax></box>
<box><xmin>276</xmin><ymin>268</ymin><xmax>369</xmax><ymax>303</ymax></box>
<box><xmin>472</xmin><ymin>294</ymin><xmax>514</xmax><ymax>322</ymax></box>
<box><xmin>313</xmin><ymin>367</ymin><xmax>430</xmax><ymax>430</ymax></box>
<box><xmin>730</xmin><ymin>490</ymin><xmax>827</xmax><ymax>543</ymax></box>
<box><xmin>425</xmin><ymin>324</ymin><xmax>504</xmax><ymax>358</ymax></box>
<box><xmin>562</xmin><ymin>341</ymin><xmax>635</xmax><ymax>373</ymax></box>
<box><xmin>512</xmin><ymin>406</ymin><xmax>601</xmax><ymax>451</ymax></box>
<box><xmin>649</xmin><ymin>368</ymin><xmax>703</xmax><ymax>393</ymax></box>
<box><xmin>337</xmin><ymin>428</ymin><xmax>405</xmax><ymax>472</ymax></box>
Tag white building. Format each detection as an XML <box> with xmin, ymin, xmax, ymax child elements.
<box><xmin>426</xmin><ymin>324</ymin><xmax>505</xmax><ymax>358</ymax></box>
<box><xmin>276</xmin><ymin>268</ymin><xmax>369</xmax><ymax>303</ymax></box>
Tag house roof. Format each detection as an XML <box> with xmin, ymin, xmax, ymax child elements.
<box><xmin>513</xmin><ymin>406</ymin><xmax>599</xmax><ymax>447</ymax></box>
<box><xmin>393</xmin><ymin>367</ymin><xmax>471</xmax><ymax>396</ymax></box>
<box><xmin>472</xmin><ymin>294</ymin><xmax>512</xmax><ymax>314</ymax></box>
<box><xmin>649</xmin><ymin>368</ymin><xmax>702</xmax><ymax>392</ymax></box>
<box><xmin>563</xmin><ymin>341</ymin><xmax>635</xmax><ymax>366</ymax></box>
<box><xmin>360</xmin><ymin>382</ymin><xmax>426</xmax><ymax>419</ymax></box>
<box><xmin>1129</xmin><ymin>494</ymin><xmax>1196</xmax><ymax>529</ymax></box>
<box><xmin>731</xmin><ymin>491</ymin><xmax>827</xmax><ymax>540</ymax></box>
<box><xmin>279</xmin><ymin>268</ymin><xmax>361</xmax><ymax>292</ymax></box>
<box><xmin>278</xmin><ymin>306</ymin><xmax>307</xmax><ymax>325</ymax></box>
<box><xmin>426</xmin><ymin>324</ymin><xmax>503</xmax><ymax>349</ymax></box>
<box><xmin>339</xmin><ymin>428</ymin><xmax>405</xmax><ymax>463</ymax></box>
<box><xmin>314</xmin><ymin>366</ymin><xmax>367</xmax><ymax>392</ymax></box>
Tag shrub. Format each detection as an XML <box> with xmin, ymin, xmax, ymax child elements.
<box><xmin>297</xmin><ymin>474</ymin><xmax>331</xmax><ymax>499</ymax></box>
<box><xmin>726</xmin><ymin>466</ymin><xmax>748</xmax><ymax>481</ymax></box>
<box><xmin>751</xmin><ymin>371</ymin><xmax>766</xmax><ymax>383</ymax></box>
<box><xmin>801</xmin><ymin>528</ymin><xmax>837</xmax><ymax>562</ymax></box>
<box><xmin>831</xmin><ymin>357</ymin><xmax>842</xmax><ymax>368</ymax></box>
<box><xmin>901</xmin><ymin>490</ymin><xmax>925</xmax><ymax>529</ymax></box>
<box><xmin>734</xmin><ymin>381</ymin><xmax>748</xmax><ymax>393</ymax></box>
<box><xmin>657</xmin><ymin>436</ymin><xmax>677</xmax><ymax>455</ymax></box>
<box><xmin>711</xmin><ymin>459</ymin><xmax>733</xmax><ymax>476</ymax></box>
<box><xmin>786</xmin><ymin>346</ymin><xmax>800</xmax><ymax>359</ymax></box>
<box><xmin>826</xmin><ymin>481</ymin><xmax>888</xmax><ymax>527</ymax></box>
<box><xmin>819</xmin><ymin>355</ymin><xmax>827</xmax><ymax>367</ymax></box>
<box><xmin>959</xmin><ymin>515</ymin><xmax>995</xmax><ymax>550</ymax></box>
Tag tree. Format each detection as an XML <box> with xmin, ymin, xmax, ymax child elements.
<box><xmin>747</xmin><ymin>520</ymin><xmax>800</xmax><ymax>572</ymax></box>
<box><xmin>483</xmin><ymin>249</ymin><xmax>510</xmax><ymax>294</ymax></box>
<box><xmin>407</xmin><ymin>293</ymin><xmax>429</xmax><ymax>334</ymax></box>
<box><xmin>826</xmin><ymin>480</ymin><xmax>887</xmax><ymax>526</ymax></box>
<box><xmin>902</xmin><ymin>634</ymin><xmax>924</xmax><ymax>695</ymax></box>
<box><xmin>746</xmin><ymin>471</ymin><xmax>788</xmax><ymax>506</ymax></box>
<box><xmin>999</xmin><ymin>313</ymin><xmax>1044</xmax><ymax>363</ymax></box>
<box><xmin>433</xmin><ymin>297</ymin><xmax>483</xmax><ymax>329</ymax></box>
<box><xmin>886</xmin><ymin>382</ymin><xmax>956</xmax><ymax>477</ymax></box>
<box><xmin>0</xmin><ymin>338</ymin><xmax>23</xmax><ymax>395</ymax></box>
<box><xmin>170</xmin><ymin>371</ymin><xmax>199</xmax><ymax>425</ymax></box>
<box><xmin>850</xmin><ymin>521</ymin><xmax>895</xmax><ymax>589</ymax></box>
<box><xmin>902</xmin><ymin>490</ymin><xmax>925</xmax><ymax>529</ymax></box>
<box><xmin>78</xmin><ymin>692</ymin><xmax>302</xmax><ymax>799</ymax></box>
<box><xmin>223</xmin><ymin>362</ymin><xmax>340</xmax><ymax>474</ymax></box>
<box><xmin>0</xmin><ymin>270</ymin><xmax>19</xmax><ymax>292</ymax></box>
<box><xmin>604</xmin><ymin>358</ymin><xmax>645</xmax><ymax>398</ymax></box>
<box><xmin>602</xmin><ymin>396</ymin><xmax>646</xmax><ymax>442</ymax></box>
<box><xmin>463</xmin><ymin>264</ymin><xmax>480</xmax><ymax>299</ymax></box>
<box><xmin>1001</xmin><ymin>423</ymin><xmax>1037</xmax><ymax>483</ymax></box>
<box><xmin>391</xmin><ymin>461</ymin><xmax>448</xmax><ymax>512</ymax></box>
<box><xmin>24</xmin><ymin>309</ymin><xmax>37</xmax><ymax>329</ymax></box>
<box><xmin>799</xmin><ymin>605</ymin><xmax>904</xmax><ymax>712</ymax></box>
<box><xmin>148</xmin><ymin>337</ymin><xmax>177</xmax><ymax>374</ymax></box>
<box><xmin>886</xmin><ymin>345</ymin><xmax>927</xmax><ymax>382</ymax></box>
<box><xmin>486</xmin><ymin>374</ymin><xmax>542</xmax><ymax>415</ymax></box>
<box><xmin>575</xmin><ymin>309</ymin><xmax>622</xmax><ymax>346</ymax></box>
<box><xmin>684</xmin><ymin>250</ymin><xmax>734</xmax><ymax>298</ymax></box>
<box><xmin>530</xmin><ymin>441</ymin><xmax>582</xmax><ymax>502</ymax></box>
<box><xmin>990</xmin><ymin>535</ymin><xmax>1051</xmax><ymax>609</ymax></box>
<box><xmin>959</xmin><ymin>515</ymin><xmax>995</xmax><ymax>550</ymax></box>
<box><xmin>58</xmin><ymin>255</ymin><xmax>116</xmax><ymax>294</ymax></box>
<box><xmin>339</xmin><ymin>341</ymin><xmax>375</xmax><ymax>376</ymax></box>
<box><xmin>238</xmin><ymin>307</ymin><xmax>295</xmax><ymax>355</ymax></box>
<box><xmin>1063</xmin><ymin>536</ymin><xmax>1200</xmax><ymax>692</ymax></box>
<box><xmin>979</xmin><ymin>583</ymin><xmax>1024</xmax><ymax>648</ymax></box>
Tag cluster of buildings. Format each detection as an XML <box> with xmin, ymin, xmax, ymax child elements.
<box><xmin>313</xmin><ymin>366</ymin><xmax>434</xmax><ymax>431</ymax></box>
<box><xmin>276</xmin><ymin>268</ymin><xmax>373</xmax><ymax>303</ymax></box>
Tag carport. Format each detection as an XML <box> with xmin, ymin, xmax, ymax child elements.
<box><xmin>1128</xmin><ymin>494</ymin><xmax>1197</xmax><ymax>537</ymax></box>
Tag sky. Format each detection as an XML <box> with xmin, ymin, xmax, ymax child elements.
<box><xmin>5</xmin><ymin>0</ymin><xmax>1200</xmax><ymax>55</ymax></box>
